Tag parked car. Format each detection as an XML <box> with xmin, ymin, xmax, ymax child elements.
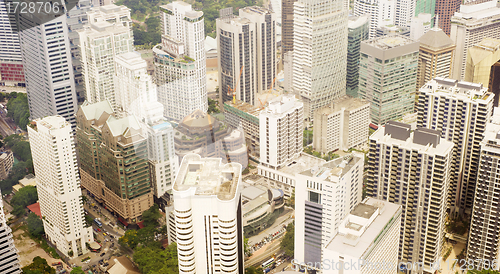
<box><xmin>100</xmin><ymin>253</ymin><xmax>105</xmax><ymax>257</ymax></box>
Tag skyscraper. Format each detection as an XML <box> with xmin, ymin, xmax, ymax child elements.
<box><xmin>416</xmin><ymin>28</ymin><xmax>455</xmax><ymax>90</ymax></box>
<box><xmin>259</xmin><ymin>94</ymin><xmax>303</xmax><ymax>169</ymax></box>
<box><xmin>18</xmin><ymin>14</ymin><xmax>79</xmax><ymax>126</ymax></box>
<box><xmin>0</xmin><ymin>0</ymin><xmax>24</xmax><ymax>87</ymax></box>
<box><xmin>76</xmin><ymin>101</ymin><xmax>154</xmax><ymax>224</ymax></box>
<box><xmin>359</xmin><ymin>35</ymin><xmax>419</xmax><ymax>125</ymax></box>
<box><xmin>467</xmin><ymin>107</ymin><xmax>500</xmax><ymax>265</ymax></box>
<box><xmin>28</xmin><ymin>116</ymin><xmax>94</xmax><ymax>257</ymax></box>
<box><xmin>0</xmin><ymin>189</ymin><xmax>21</xmax><ymax>274</ymax></box>
<box><xmin>347</xmin><ymin>15</ymin><xmax>369</xmax><ymax>97</ymax></box>
<box><xmin>434</xmin><ymin>0</ymin><xmax>460</xmax><ymax>35</ymax></box>
<box><xmin>173</xmin><ymin>153</ymin><xmax>244</xmax><ymax>274</ymax></box>
<box><xmin>417</xmin><ymin>77</ymin><xmax>494</xmax><ymax>214</ymax></box>
<box><xmin>281</xmin><ymin>0</ymin><xmax>297</xmax><ymax>55</ymax></box>
<box><xmin>79</xmin><ymin>5</ymin><xmax>134</xmax><ymax>109</ymax></box>
<box><xmin>409</xmin><ymin>13</ymin><xmax>432</xmax><ymax>40</ymax></box>
<box><xmin>450</xmin><ymin>0</ymin><xmax>500</xmax><ymax>80</ymax></box>
<box><xmin>295</xmin><ymin>153</ymin><xmax>364</xmax><ymax>266</ymax></box>
<box><xmin>367</xmin><ymin>121</ymin><xmax>454</xmax><ymax>271</ymax></box>
<box><xmin>292</xmin><ymin>0</ymin><xmax>348</xmax><ymax>119</ymax></box>
<box><xmin>354</xmin><ymin>0</ymin><xmax>395</xmax><ymax>39</ymax></box>
<box><xmin>155</xmin><ymin>1</ymin><xmax>207</xmax><ymax>121</ymax></box>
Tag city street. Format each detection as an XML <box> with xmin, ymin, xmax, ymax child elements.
<box><xmin>248</xmin><ymin>207</ymin><xmax>294</xmax><ymax>246</ymax></box>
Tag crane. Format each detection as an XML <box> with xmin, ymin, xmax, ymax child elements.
<box><xmin>258</xmin><ymin>76</ymin><xmax>278</xmax><ymax>107</ymax></box>
<box><xmin>227</xmin><ymin>65</ymin><xmax>244</xmax><ymax>104</ymax></box>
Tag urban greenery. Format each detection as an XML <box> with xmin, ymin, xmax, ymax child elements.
<box><xmin>142</xmin><ymin>204</ymin><xmax>162</xmax><ymax>227</ymax></box>
<box><xmin>10</xmin><ymin>185</ymin><xmax>38</xmax><ymax>216</ymax></box>
<box><xmin>133</xmin><ymin>242</ymin><xmax>179</xmax><ymax>274</ymax></box>
<box><xmin>6</xmin><ymin>92</ymin><xmax>29</xmax><ymax>130</ymax></box>
<box><xmin>280</xmin><ymin>222</ymin><xmax>294</xmax><ymax>257</ymax></box>
<box><xmin>70</xmin><ymin>267</ymin><xmax>86</xmax><ymax>274</ymax></box>
<box><xmin>21</xmin><ymin>256</ymin><xmax>55</xmax><ymax>274</ymax></box>
<box><xmin>208</xmin><ymin>97</ymin><xmax>220</xmax><ymax>114</ymax></box>
<box><xmin>27</xmin><ymin>213</ymin><xmax>44</xmax><ymax>237</ymax></box>
<box><xmin>446</xmin><ymin>216</ymin><xmax>469</xmax><ymax>235</ymax></box>
<box><xmin>303</xmin><ymin>129</ymin><xmax>313</xmax><ymax>146</ymax></box>
<box><xmin>246</xmin><ymin>266</ymin><xmax>265</xmax><ymax>274</ymax></box>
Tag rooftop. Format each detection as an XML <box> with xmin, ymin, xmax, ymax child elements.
<box><xmin>348</xmin><ymin>14</ymin><xmax>369</xmax><ymax>29</ymax></box>
<box><xmin>453</xmin><ymin>0</ymin><xmax>500</xmax><ymax>21</ymax></box>
<box><xmin>419</xmin><ymin>28</ymin><xmax>455</xmax><ymax>50</ymax></box>
<box><xmin>277</xmin><ymin>153</ymin><xmax>326</xmax><ymax>176</ymax></box>
<box><xmin>174</xmin><ymin>154</ymin><xmax>242</xmax><ymax>201</ymax></box>
<box><xmin>115</xmin><ymin>52</ymin><xmax>148</xmax><ymax>71</ymax></box>
<box><xmin>325</xmin><ymin>198</ymin><xmax>401</xmax><ymax>258</ymax></box>
<box><xmin>223</xmin><ymin>99</ymin><xmax>262</xmax><ymax>118</ymax></box>
<box><xmin>240</xmin><ymin>6</ymin><xmax>272</xmax><ymax>15</ymax></box>
<box><xmin>300</xmin><ymin>154</ymin><xmax>362</xmax><ymax>181</ymax></box>
<box><xmin>36</xmin><ymin>116</ymin><xmax>70</xmax><ymax>131</ymax></box>
<box><xmin>422</xmin><ymin>77</ymin><xmax>491</xmax><ymax>101</ymax></box>
<box><xmin>316</xmin><ymin>96</ymin><xmax>369</xmax><ymax>115</ymax></box>
<box><xmin>364</xmin><ymin>35</ymin><xmax>417</xmax><ymax>50</ymax></box>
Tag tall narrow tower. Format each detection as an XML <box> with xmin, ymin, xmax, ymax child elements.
<box><xmin>28</xmin><ymin>116</ymin><xmax>94</xmax><ymax>258</ymax></box>
<box><xmin>0</xmin><ymin>189</ymin><xmax>21</xmax><ymax>274</ymax></box>
<box><xmin>292</xmin><ymin>0</ymin><xmax>348</xmax><ymax>119</ymax></box>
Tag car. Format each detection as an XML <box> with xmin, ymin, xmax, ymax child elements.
<box><xmin>97</xmin><ymin>228</ymin><xmax>101</xmax><ymax>232</ymax></box>
<box><xmin>100</xmin><ymin>253</ymin><xmax>105</xmax><ymax>257</ymax></box>
<box><xmin>103</xmin><ymin>232</ymin><xmax>107</xmax><ymax>236</ymax></box>
<box><xmin>51</xmin><ymin>262</ymin><xmax>62</xmax><ymax>266</ymax></box>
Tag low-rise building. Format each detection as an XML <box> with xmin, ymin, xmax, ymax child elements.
<box><xmin>12</xmin><ymin>174</ymin><xmax>36</xmax><ymax>193</ymax></box>
<box><xmin>313</xmin><ymin>96</ymin><xmax>370</xmax><ymax>153</ymax></box>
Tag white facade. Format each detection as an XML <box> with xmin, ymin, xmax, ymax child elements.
<box><xmin>417</xmin><ymin>77</ymin><xmax>494</xmax><ymax>214</ymax></box>
<box><xmin>0</xmin><ymin>189</ymin><xmax>21</xmax><ymax>274</ymax></box>
<box><xmin>283</xmin><ymin>51</ymin><xmax>293</xmax><ymax>92</ymax></box>
<box><xmin>295</xmin><ymin>154</ymin><xmax>364</xmax><ymax>266</ymax></box>
<box><xmin>79</xmin><ymin>6</ymin><xmax>134</xmax><ymax>109</ymax></box>
<box><xmin>313</xmin><ymin>96</ymin><xmax>370</xmax><ymax>153</ymax></box>
<box><xmin>368</xmin><ymin>122</ymin><xmax>453</xmax><ymax>272</ymax></box>
<box><xmin>155</xmin><ymin>1</ymin><xmax>207</xmax><ymax>121</ymax></box>
<box><xmin>292</xmin><ymin>0</ymin><xmax>348</xmax><ymax>119</ymax></box>
<box><xmin>0</xmin><ymin>0</ymin><xmax>23</xmax><ymax>86</ymax></box>
<box><xmin>28</xmin><ymin>116</ymin><xmax>94</xmax><ymax>258</ymax></box>
<box><xmin>354</xmin><ymin>0</ymin><xmax>395</xmax><ymax>39</ymax></box>
<box><xmin>18</xmin><ymin>15</ymin><xmax>79</xmax><ymax>126</ymax></box>
<box><xmin>259</xmin><ymin>94</ymin><xmax>303</xmax><ymax>169</ymax></box>
<box><xmin>450</xmin><ymin>0</ymin><xmax>500</xmax><ymax>80</ymax></box>
<box><xmin>322</xmin><ymin>198</ymin><xmax>401</xmax><ymax>274</ymax></box>
<box><xmin>394</xmin><ymin>0</ymin><xmax>414</xmax><ymax>27</ymax></box>
<box><xmin>172</xmin><ymin>154</ymin><xmax>244</xmax><ymax>274</ymax></box>
<box><xmin>410</xmin><ymin>13</ymin><xmax>431</xmax><ymax>40</ymax></box>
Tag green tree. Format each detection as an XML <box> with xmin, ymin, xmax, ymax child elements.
<box><xmin>11</xmin><ymin>185</ymin><xmax>37</xmax><ymax>208</ymax></box>
<box><xmin>246</xmin><ymin>266</ymin><xmax>265</xmax><ymax>274</ymax></box>
<box><xmin>22</xmin><ymin>256</ymin><xmax>55</xmax><ymax>274</ymax></box>
<box><xmin>70</xmin><ymin>267</ymin><xmax>85</xmax><ymax>274</ymax></box>
<box><xmin>27</xmin><ymin>213</ymin><xmax>44</xmax><ymax>237</ymax></box>
<box><xmin>119</xmin><ymin>229</ymin><xmax>139</xmax><ymax>249</ymax></box>
<box><xmin>6</xmin><ymin>93</ymin><xmax>30</xmax><ymax>130</ymax></box>
<box><xmin>85</xmin><ymin>215</ymin><xmax>93</xmax><ymax>227</ymax></box>
<box><xmin>208</xmin><ymin>98</ymin><xmax>220</xmax><ymax>114</ymax></box>
<box><xmin>280</xmin><ymin>223</ymin><xmax>294</xmax><ymax>257</ymax></box>
<box><xmin>134</xmin><ymin>242</ymin><xmax>179</xmax><ymax>274</ymax></box>
<box><xmin>142</xmin><ymin>204</ymin><xmax>162</xmax><ymax>227</ymax></box>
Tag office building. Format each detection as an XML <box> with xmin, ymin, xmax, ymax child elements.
<box><xmin>367</xmin><ymin>121</ymin><xmax>454</xmax><ymax>272</ymax></box>
<box><xmin>0</xmin><ymin>189</ymin><xmax>21</xmax><ymax>273</ymax></box>
<box><xmin>259</xmin><ymin>94</ymin><xmax>303</xmax><ymax>169</ymax></box>
<box><xmin>223</xmin><ymin>100</ymin><xmax>261</xmax><ymax>157</ymax></box>
<box><xmin>347</xmin><ymin>15</ymin><xmax>370</xmax><ymax>98</ymax></box>
<box><xmin>416</xmin><ymin>77</ymin><xmax>494</xmax><ymax>214</ymax></box>
<box><xmin>155</xmin><ymin>1</ymin><xmax>207</xmax><ymax>122</ymax></box>
<box><xmin>450</xmin><ymin>0</ymin><xmax>500</xmax><ymax>80</ymax></box>
<box><xmin>465</xmin><ymin>38</ymin><xmax>500</xmax><ymax>107</ymax></box>
<box><xmin>467</xmin><ymin>107</ymin><xmax>500</xmax><ymax>264</ymax></box>
<box><xmin>359</xmin><ymin>35</ymin><xmax>419</xmax><ymax>125</ymax></box>
<box><xmin>0</xmin><ymin>152</ymin><xmax>13</xmax><ymax>181</ymax></box>
<box><xmin>281</xmin><ymin>0</ymin><xmax>296</xmax><ymax>55</ymax></box>
<box><xmin>416</xmin><ymin>28</ymin><xmax>455</xmax><ymax>90</ymax></box>
<box><xmin>323</xmin><ymin>198</ymin><xmax>402</xmax><ymax>274</ymax></box>
<box><xmin>295</xmin><ymin>153</ymin><xmax>364</xmax><ymax>266</ymax></box>
<box><xmin>174</xmin><ymin>109</ymin><xmax>248</xmax><ymax>169</ymax></box>
<box><xmin>172</xmin><ymin>153</ymin><xmax>244</xmax><ymax>274</ymax></box>
<box><xmin>354</xmin><ymin>0</ymin><xmax>395</xmax><ymax>39</ymax></box>
<box><xmin>409</xmin><ymin>13</ymin><xmax>432</xmax><ymax>40</ymax></box>
<box><xmin>0</xmin><ymin>0</ymin><xmax>24</xmax><ymax>87</ymax></box>
<box><xmin>76</xmin><ymin>101</ymin><xmax>153</xmax><ymax>224</ymax></box>
<box><xmin>395</xmin><ymin>0</ymin><xmax>435</xmax><ymax>28</ymax></box>
<box><xmin>283</xmin><ymin>51</ymin><xmax>293</xmax><ymax>92</ymax></box>
<box><xmin>79</xmin><ymin>6</ymin><xmax>134</xmax><ymax>109</ymax></box>
<box><xmin>435</xmin><ymin>0</ymin><xmax>461</xmax><ymax>35</ymax></box>
<box><xmin>18</xmin><ymin>14</ymin><xmax>79</xmax><ymax>126</ymax></box>
<box><xmin>293</xmin><ymin>0</ymin><xmax>348</xmax><ymax>119</ymax></box>
<box><xmin>313</xmin><ymin>96</ymin><xmax>370</xmax><ymax>153</ymax></box>
<box><xmin>28</xmin><ymin>116</ymin><xmax>94</xmax><ymax>257</ymax></box>
<box><xmin>375</xmin><ymin>24</ymin><xmax>410</xmax><ymax>38</ymax></box>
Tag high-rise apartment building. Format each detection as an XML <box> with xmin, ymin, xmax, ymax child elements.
<box><xmin>313</xmin><ymin>96</ymin><xmax>370</xmax><ymax>153</ymax></box>
<box><xmin>409</xmin><ymin>13</ymin><xmax>432</xmax><ymax>40</ymax></box>
<box><xmin>76</xmin><ymin>101</ymin><xmax>153</xmax><ymax>223</ymax></box>
<box><xmin>347</xmin><ymin>15</ymin><xmax>370</xmax><ymax>98</ymax></box>
<box><xmin>467</xmin><ymin>107</ymin><xmax>500</xmax><ymax>264</ymax></box>
<box><xmin>465</xmin><ymin>38</ymin><xmax>500</xmax><ymax>107</ymax></box>
<box><xmin>354</xmin><ymin>0</ymin><xmax>395</xmax><ymax>39</ymax></box>
<box><xmin>359</xmin><ymin>35</ymin><xmax>419</xmax><ymax>125</ymax></box>
<box><xmin>18</xmin><ymin>14</ymin><xmax>79</xmax><ymax>126</ymax></box>
<box><xmin>367</xmin><ymin>121</ymin><xmax>454</xmax><ymax>272</ymax></box>
<box><xmin>28</xmin><ymin>116</ymin><xmax>94</xmax><ymax>257</ymax></box>
<box><xmin>0</xmin><ymin>152</ymin><xmax>14</xmax><ymax>181</ymax></box>
<box><xmin>295</xmin><ymin>153</ymin><xmax>364</xmax><ymax>266</ymax></box>
<box><xmin>0</xmin><ymin>188</ymin><xmax>21</xmax><ymax>274</ymax></box>
<box><xmin>417</xmin><ymin>77</ymin><xmax>494</xmax><ymax>214</ymax></box>
<box><xmin>450</xmin><ymin>0</ymin><xmax>500</xmax><ymax>80</ymax></box>
<box><xmin>323</xmin><ymin>198</ymin><xmax>402</xmax><ymax>274</ymax></box>
<box><xmin>435</xmin><ymin>0</ymin><xmax>461</xmax><ymax>35</ymax></box>
<box><xmin>281</xmin><ymin>0</ymin><xmax>296</xmax><ymax>55</ymax></box>
<box><xmin>173</xmin><ymin>153</ymin><xmax>244</xmax><ymax>274</ymax></box>
<box><xmin>79</xmin><ymin>6</ymin><xmax>133</xmax><ymax>109</ymax></box>
<box><xmin>416</xmin><ymin>28</ymin><xmax>455</xmax><ymax>90</ymax></box>
<box><xmin>259</xmin><ymin>94</ymin><xmax>303</xmax><ymax>169</ymax></box>
<box><xmin>154</xmin><ymin>1</ymin><xmax>207</xmax><ymax>121</ymax></box>
<box><xmin>293</xmin><ymin>0</ymin><xmax>348</xmax><ymax>119</ymax></box>
<box><xmin>0</xmin><ymin>0</ymin><xmax>24</xmax><ymax>87</ymax></box>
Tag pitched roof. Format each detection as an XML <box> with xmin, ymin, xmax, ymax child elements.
<box><xmin>419</xmin><ymin>28</ymin><xmax>455</xmax><ymax>50</ymax></box>
<box><xmin>80</xmin><ymin>100</ymin><xmax>114</xmax><ymax>121</ymax></box>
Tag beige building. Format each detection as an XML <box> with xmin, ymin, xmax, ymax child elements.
<box><xmin>313</xmin><ymin>96</ymin><xmax>370</xmax><ymax>153</ymax></box>
<box><xmin>223</xmin><ymin>100</ymin><xmax>261</xmax><ymax>157</ymax></box>
<box><xmin>416</xmin><ymin>28</ymin><xmax>455</xmax><ymax>90</ymax></box>
<box><xmin>0</xmin><ymin>151</ymin><xmax>13</xmax><ymax>181</ymax></box>
<box><xmin>76</xmin><ymin>101</ymin><xmax>153</xmax><ymax>224</ymax></box>
<box><xmin>465</xmin><ymin>38</ymin><xmax>500</xmax><ymax>107</ymax></box>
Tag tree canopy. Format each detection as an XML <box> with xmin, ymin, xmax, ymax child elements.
<box><xmin>21</xmin><ymin>256</ymin><xmax>55</xmax><ymax>274</ymax></box>
<box><xmin>70</xmin><ymin>266</ymin><xmax>86</xmax><ymax>274</ymax></box>
<box><xmin>27</xmin><ymin>212</ymin><xmax>44</xmax><ymax>237</ymax></box>
<box><xmin>280</xmin><ymin>222</ymin><xmax>294</xmax><ymax>257</ymax></box>
<box><xmin>142</xmin><ymin>204</ymin><xmax>162</xmax><ymax>227</ymax></box>
<box><xmin>133</xmin><ymin>242</ymin><xmax>179</xmax><ymax>274</ymax></box>
<box><xmin>11</xmin><ymin>185</ymin><xmax>38</xmax><ymax>216</ymax></box>
<box><xmin>6</xmin><ymin>92</ymin><xmax>29</xmax><ymax>130</ymax></box>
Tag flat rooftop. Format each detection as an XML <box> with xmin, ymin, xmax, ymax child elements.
<box><xmin>277</xmin><ymin>153</ymin><xmax>326</xmax><ymax>176</ymax></box>
<box><xmin>174</xmin><ymin>154</ymin><xmax>241</xmax><ymax>200</ymax></box>
<box><xmin>364</xmin><ymin>35</ymin><xmax>416</xmax><ymax>50</ymax></box>
<box><xmin>325</xmin><ymin>198</ymin><xmax>401</xmax><ymax>258</ymax></box>
<box><xmin>348</xmin><ymin>15</ymin><xmax>369</xmax><ymax>29</ymax></box>
<box><xmin>300</xmin><ymin>154</ymin><xmax>361</xmax><ymax>181</ymax></box>
<box><xmin>224</xmin><ymin>100</ymin><xmax>262</xmax><ymax>118</ymax></box>
<box><xmin>424</xmin><ymin>77</ymin><xmax>491</xmax><ymax>100</ymax></box>
<box><xmin>316</xmin><ymin>96</ymin><xmax>369</xmax><ymax>115</ymax></box>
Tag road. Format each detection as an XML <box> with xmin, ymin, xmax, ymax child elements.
<box><xmin>246</xmin><ymin>240</ymin><xmax>282</xmax><ymax>267</ymax></box>
<box><xmin>0</xmin><ymin>110</ymin><xmax>15</xmax><ymax>137</ymax></box>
